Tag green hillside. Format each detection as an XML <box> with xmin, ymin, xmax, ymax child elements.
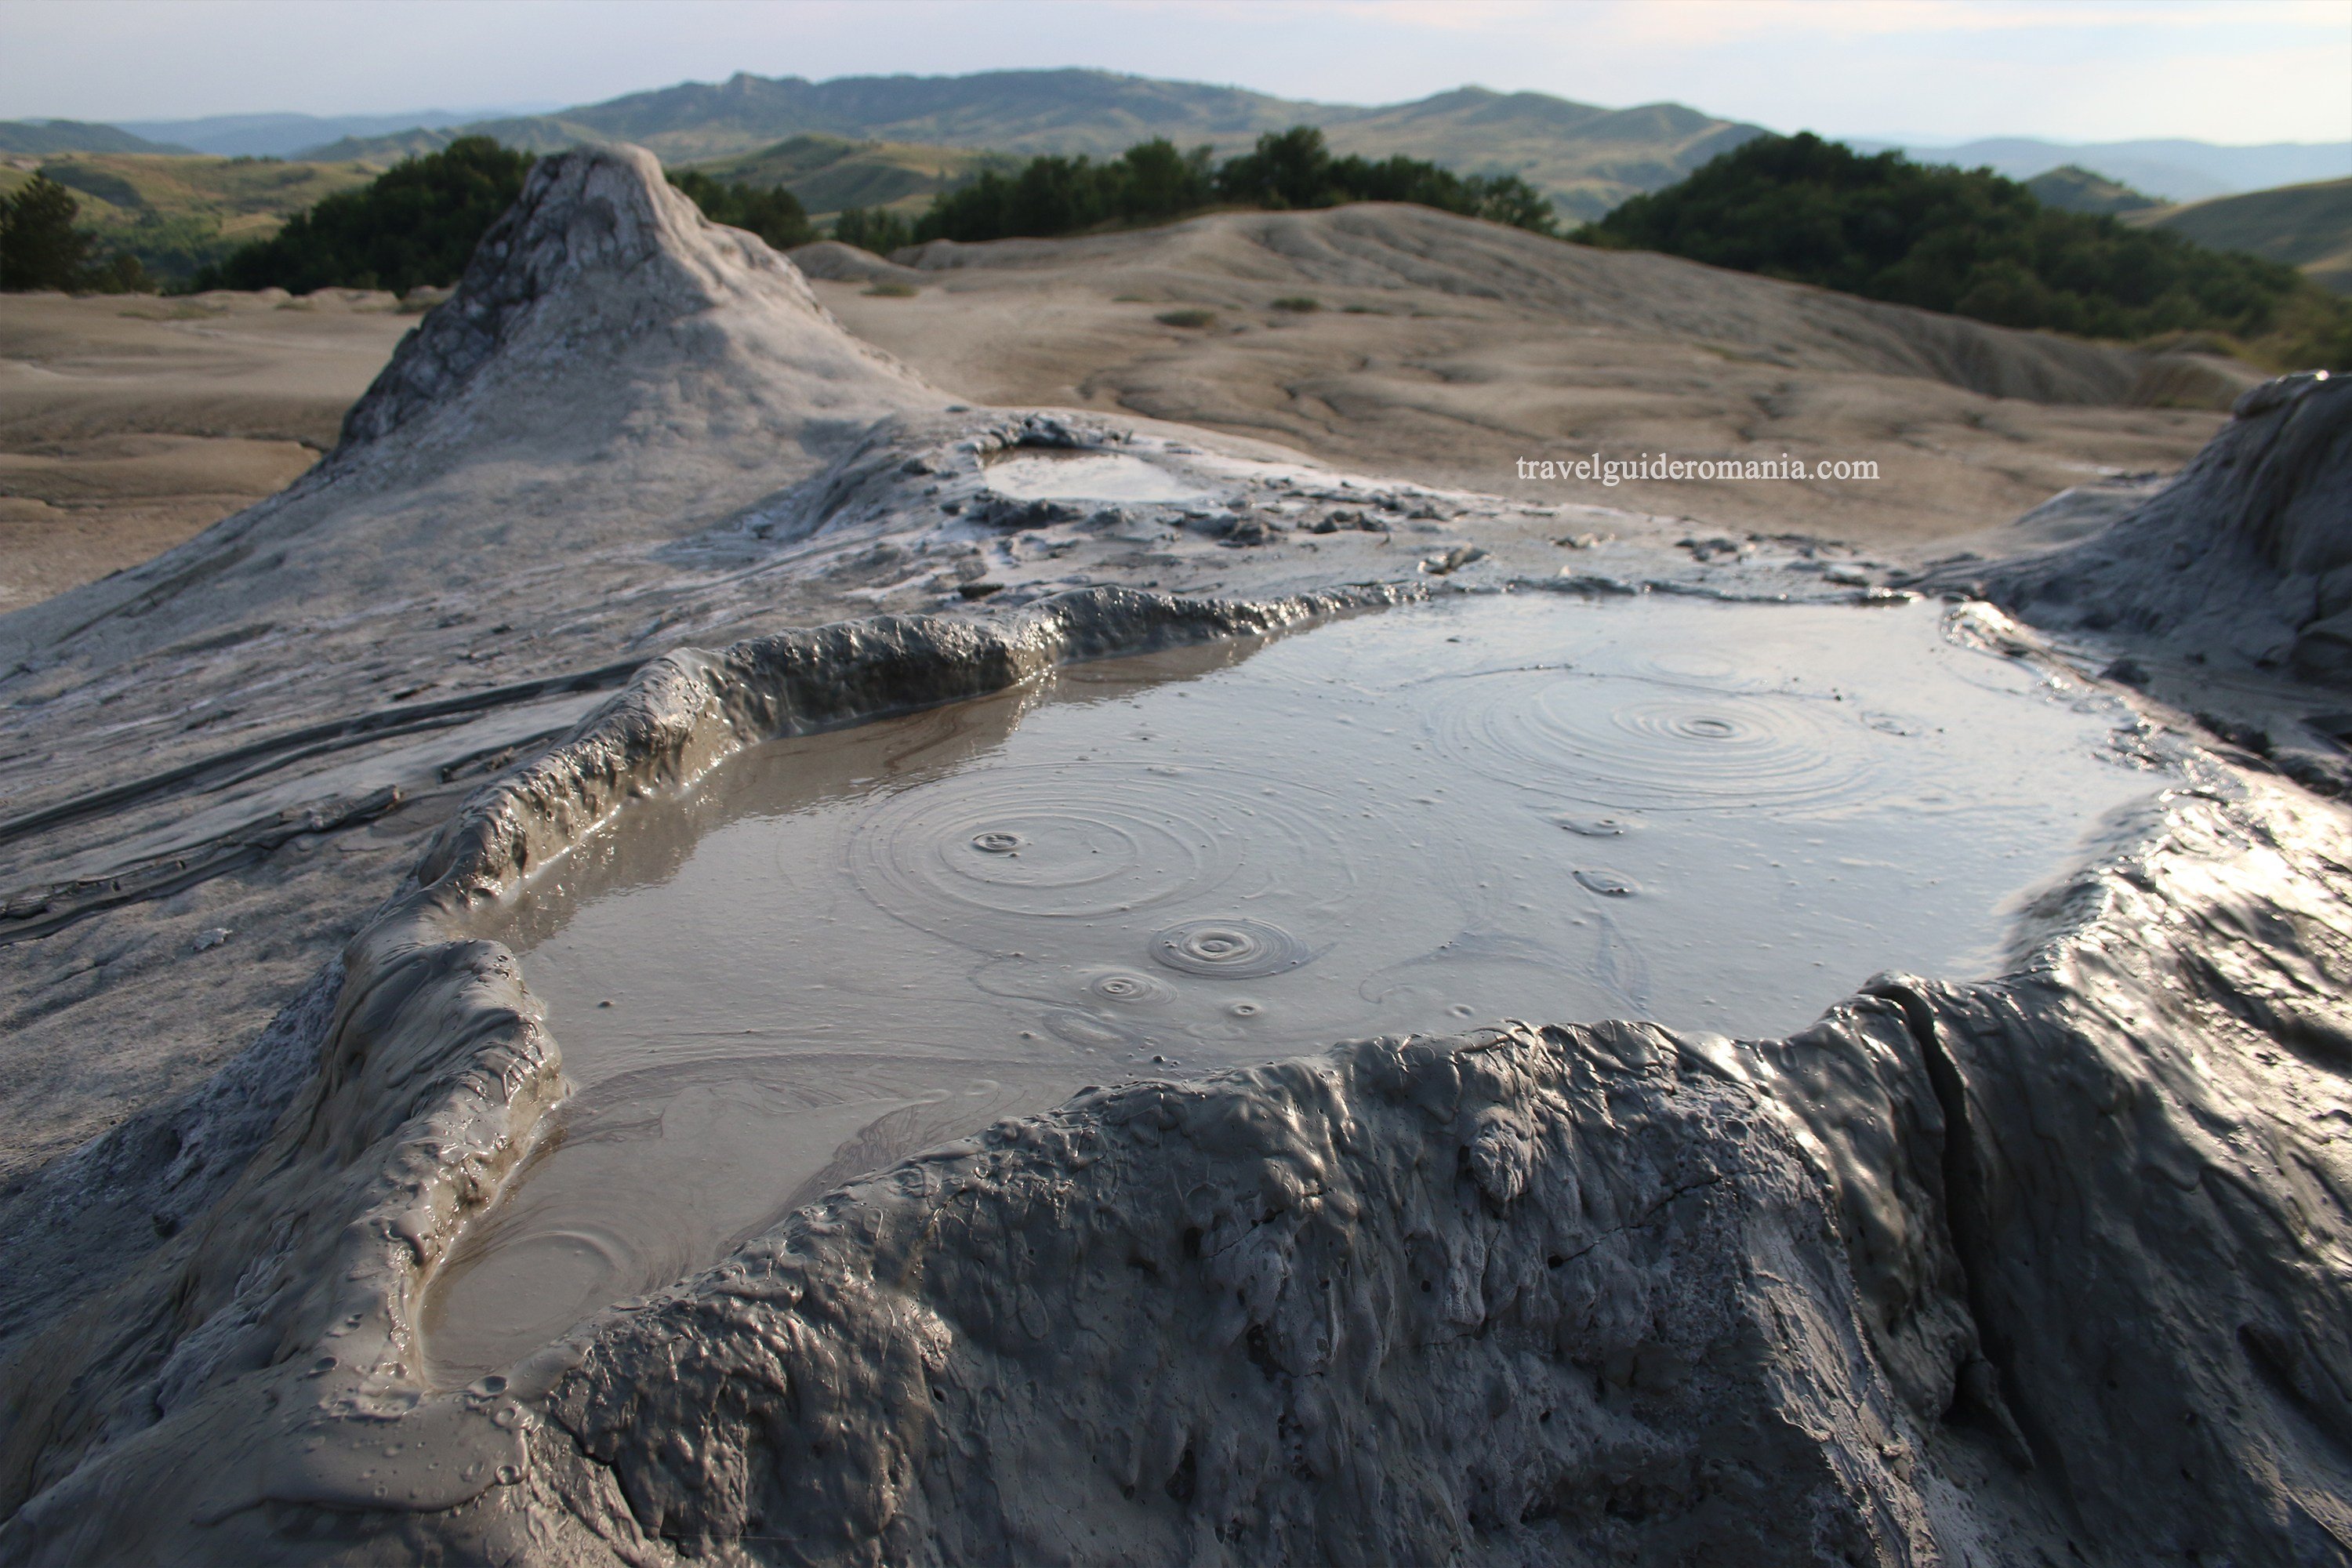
<box><xmin>503</xmin><ymin>69</ymin><xmax>1338</xmax><ymax>162</ymax></box>
<box><xmin>296</xmin><ymin>69</ymin><xmax>1765</xmax><ymax>220</ymax></box>
<box><xmin>298</xmin><ymin>114</ymin><xmax>599</xmax><ymax>165</ymax></box>
<box><xmin>0</xmin><ymin>119</ymin><xmax>187</xmax><ymax>156</ymax></box>
<box><xmin>680</xmin><ymin>134</ymin><xmax>1021</xmax><ymax>219</ymax></box>
<box><xmin>1581</xmin><ymin>132</ymin><xmax>2350</xmax><ymax>369</ymax></box>
<box><xmin>1316</xmin><ymin>92</ymin><xmax>1759</xmax><ymax>220</ymax></box>
<box><xmin>2132</xmin><ymin>178</ymin><xmax>2352</xmax><ymax>295</ymax></box>
<box><xmin>0</xmin><ymin>152</ymin><xmax>375</xmax><ymax>283</ymax></box>
<box><xmin>2024</xmin><ymin>164</ymin><xmax>2161</xmax><ymax>216</ymax></box>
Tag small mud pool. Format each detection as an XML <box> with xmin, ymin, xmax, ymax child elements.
<box><xmin>428</xmin><ymin>596</ymin><xmax>2162</xmax><ymax>1377</ymax></box>
<box><xmin>982</xmin><ymin>448</ymin><xmax>1218</xmax><ymax>504</ymax></box>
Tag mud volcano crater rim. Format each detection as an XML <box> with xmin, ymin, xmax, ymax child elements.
<box><xmin>423</xmin><ymin>587</ymin><xmax>2161</xmax><ymax>1380</ymax></box>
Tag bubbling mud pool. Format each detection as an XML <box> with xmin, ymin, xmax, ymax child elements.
<box><xmin>427</xmin><ymin>595</ymin><xmax>2163</xmax><ymax>1377</ymax></box>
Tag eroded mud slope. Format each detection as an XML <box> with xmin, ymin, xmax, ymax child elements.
<box><xmin>0</xmin><ymin>143</ymin><xmax>2347</xmax><ymax>1566</ymax></box>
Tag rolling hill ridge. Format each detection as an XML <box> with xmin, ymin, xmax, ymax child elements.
<box><xmin>2133</xmin><ymin>178</ymin><xmax>2352</xmax><ymax>295</ymax></box>
<box><xmin>292</xmin><ymin>69</ymin><xmax>1772</xmax><ymax>220</ymax></box>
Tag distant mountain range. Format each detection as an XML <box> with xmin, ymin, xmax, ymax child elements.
<box><xmin>686</xmin><ymin>134</ymin><xmax>1021</xmax><ymax>218</ymax></box>
<box><xmin>0</xmin><ymin>119</ymin><xmax>187</xmax><ymax>157</ymax></box>
<box><xmin>110</xmin><ymin>109</ymin><xmax>559</xmax><ymax>159</ymax></box>
<box><xmin>5</xmin><ymin>70</ymin><xmax>2347</xmax><ymax>230</ymax></box>
<box><xmin>282</xmin><ymin>69</ymin><xmax>1769</xmax><ymax>221</ymax></box>
<box><xmin>1876</xmin><ymin>137</ymin><xmax>2352</xmax><ymax>202</ymax></box>
<box><xmin>2024</xmin><ymin>165</ymin><xmax>2163</xmax><ymax>216</ymax></box>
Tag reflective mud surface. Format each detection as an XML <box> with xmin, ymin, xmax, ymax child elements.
<box><xmin>982</xmin><ymin>448</ymin><xmax>1218</xmax><ymax>505</ymax></box>
<box><xmin>428</xmin><ymin>596</ymin><xmax>2161</xmax><ymax>1377</ymax></box>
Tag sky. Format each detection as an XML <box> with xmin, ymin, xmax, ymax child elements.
<box><xmin>4</xmin><ymin>0</ymin><xmax>2347</xmax><ymax>146</ymax></box>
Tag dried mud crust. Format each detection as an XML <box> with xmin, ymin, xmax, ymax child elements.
<box><xmin>1944</xmin><ymin>372</ymin><xmax>2352</xmax><ymax>680</ymax></box>
<box><xmin>0</xmin><ymin>584</ymin><xmax>2347</xmax><ymax>1566</ymax></box>
<box><xmin>1</xmin><ymin>143</ymin><xmax>2347</xmax><ymax>1566</ymax></box>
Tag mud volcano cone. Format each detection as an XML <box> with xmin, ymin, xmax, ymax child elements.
<box><xmin>0</xmin><ymin>141</ymin><xmax>947</xmax><ymax>673</ymax></box>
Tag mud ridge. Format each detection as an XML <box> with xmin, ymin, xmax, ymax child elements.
<box><xmin>0</xmin><ymin>143</ymin><xmax>2346</xmax><ymax>1566</ymax></box>
<box><xmin>0</xmin><ymin>582</ymin><xmax>2346</xmax><ymax>1564</ymax></box>
<box><xmin>1951</xmin><ymin>371</ymin><xmax>2351</xmax><ymax>678</ymax></box>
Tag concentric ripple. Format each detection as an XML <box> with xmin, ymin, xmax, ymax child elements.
<box><xmin>449</xmin><ymin>593</ymin><xmax>2171</xmax><ymax>1387</ymax></box>
<box><xmin>1429</xmin><ymin>673</ymin><xmax>1875</xmax><ymax>810</ymax></box>
<box><xmin>1149</xmin><ymin>916</ymin><xmax>1315</xmax><ymax>978</ymax></box>
<box><xmin>846</xmin><ymin>761</ymin><xmax>1370</xmax><ymax>940</ymax></box>
<box><xmin>1084</xmin><ymin>968</ymin><xmax>1174</xmax><ymax>1005</ymax></box>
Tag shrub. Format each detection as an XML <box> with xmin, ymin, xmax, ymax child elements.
<box><xmin>1156</xmin><ymin>308</ymin><xmax>1215</xmax><ymax>328</ymax></box>
<box><xmin>1271</xmin><ymin>296</ymin><xmax>1319</xmax><ymax>312</ymax></box>
<box><xmin>863</xmin><ymin>280</ymin><xmax>917</xmax><ymax>297</ymax></box>
<box><xmin>190</xmin><ymin>136</ymin><xmax>535</xmax><ymax>295</ymax></box>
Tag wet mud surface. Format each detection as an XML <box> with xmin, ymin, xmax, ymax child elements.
<box><xmin>433</xmin><ymin>594</ymin><xmax>2161</xmax><ymax>1375</ymax></box>
<box><xmin>3</xmin><ymin>147</ymin><xmax>2346</xmax><ymax>1568</ymax></box>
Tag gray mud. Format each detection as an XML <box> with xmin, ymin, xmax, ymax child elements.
<box><xmin>1</xmin><ymin>143</ymin><xmax>2347</xmax><ymax>1568</ymax></box>
<box><xmin>428</xmin><ymin>594</ymin><xmax>2162</xmax><ymax>1377</ymax></box>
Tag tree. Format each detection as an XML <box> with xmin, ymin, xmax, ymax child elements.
<box><xmin>833</xmin><ymin>206</ymin><xmax>914</xmax><ymax>254</ymax></box>
<box><xmin>191</xmin><ymin>136</ymin><xmax>535</xmax><ymax>296</ymax></box>
<box><xmin>1112</xmin><ymin>139</ymin><xmax>1214</xmax><ymax>221</ymax></box>
<box><xmin>668</xmin><ymin>171</ymin><xmax>815</xmax><ymax>251</ymax></box>
<box><xmin>0</xmin><ymin>174</ymin><xmax>152</xmax><ymax>292</ymax></box>
<box><xmin>1469</xmin><ymin>174</ymin><xmax>1559</xmax><ymax>236</ymax></box>
<box><xmin>1575</xmin><ymin>132</ymin><xmax>2329</xmax><ymax>350</ymax></box>
<box><xmin>905</xmin><ymin>125</ymin><xmax>1555</xmax><ymax>246</ymax></box>
<box><xmin>0</xmin><ymin>174</ymin><xmax>97</xmax><ymax>290</ymax></box>
<box><xmin>1217</xmin><ymin>127</ymin><xmax>1338</xmax><ymax>210</ymax></box>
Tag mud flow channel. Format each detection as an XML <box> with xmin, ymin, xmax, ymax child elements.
<box><xmin>428</xmin><ymin>595</ymin><xmax>2162</xmax><ymax>1377</ymax></box>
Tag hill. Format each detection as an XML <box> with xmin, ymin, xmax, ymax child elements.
<box><xmin>298</xmin><ymin>113</ymin><xmax>600</xmax><ymax>165</ymax></box>
<box><xmin>528</xmin><ymin>68</ymin><xmax>1329</xmax><ymax>161</ymax></box>
<box><xmin>0</xmin><ymin>143</ymin><xmax>2335</xmax><ymax>1568</ymax></box>
<box><xmin>112</xmin><ymin>111</ymin><xmax>506</xmax><ymax>158</ymax></box>
<box><xmin>296</xmin><ymin>70</ymin><xmax>1767</xmax><ymax>220</ymax></box>
<box><xmin>0</xmin><ymin>153</ymin><xmax>375</xmax><ymax>284</ymax></box>
<box><xmin>2024</xmin><ymin>164</ymin><xmax>2160</xmax><ymax>216</ymax></box>
<box><xmin>2132</xmin><ymin>178</ymin><xmax>2352</xmax><ymax>296</ymax></box>
<box><xmin>1305</xmin><ymin>91</ymin><xmax>1758</xmax><ymax>218</ymax></box>
<box><xmin>0</xmin><ymin>119</ymin><xmax>187</xmax><ymax>157</ymax></box>
<box><xmin>681</xmin><ymin>133</ymin><xmax>1021</xmax><ymax>219</ymax></box>
<box><xmin>1882</xmin><ymin>136</ymin><xmax>2352</xmax><ymax>201</ymax></box>
<box><xmin>807</xmin><ymin>198</ymin><xmax>2237</xmax><ymax>550</ymax></box>
<box><xmin>186</xmin><ymin>136</ymin><xmax>538</xmax><ymax>296</ymax></box>
<box><xmin>1581</xmin><ymin>133</ymin><xmax>2347</xmax><ymax>368</ymax></box>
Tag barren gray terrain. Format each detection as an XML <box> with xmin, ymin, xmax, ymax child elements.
<box><xmin>800</xmin><ymin>211</ymin><xmax>2252</xmax><ymax>550</ymax></box>
<box><xmin>0</xmin><ymin>146</ymin><xmax>2345</xmax><ymax>1565</ymax></box>
<box><xmin>2</xmin><ymin>194</ymin><xmax>2254</xmax><ymax>616</ymax></box>
<box><xmin>0</xmin><ymin>289</ymin><xmax>413</xmax><ymax>610</ymax></box>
